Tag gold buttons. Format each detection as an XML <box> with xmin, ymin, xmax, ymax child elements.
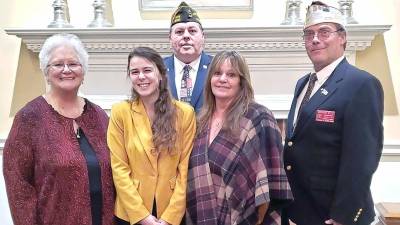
<box><xmin>286</xmin><ymin>165</ymin><xmax>292</xmax><ymax>171</ymax></box>
<box><xmin>354</xmin><ymin>208</ymin><xmax>362</xmax><ymax>222</ymax></box>
<box><xmin>288</xmin><ymin>141</ymin><xmax>293</xmax><ymax>147</ymax></box>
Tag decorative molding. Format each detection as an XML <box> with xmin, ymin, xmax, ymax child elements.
<box><xmin>254</xmin><ymin>94</ymin><xmax>293</xmax><ymax>119</ymax></box>
<box><xmin>85</xmin><ymin>94</ymin><xmax>128</xmax><ymax>112</ymax></box>
<box><xmin>380</xmin><ymin>140</ymin><xmax>400</xmax><ymax>162</ymax></box>
<box><xmin>5</xmin><ymin>25</ymin><xmax>391</xmax><ymax>54</ymax></box>
<box><xmin>0</xmin><ymin>139</ymin><xmax>4</xmax><ymax>154</ymax></box>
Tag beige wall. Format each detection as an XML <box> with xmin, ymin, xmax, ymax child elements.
<box><xmin>0</xmin><ymin>0</ymin><xmax>51</xmax><ymax>138</ymax></box>
<box><xmin>0</xmin><ymin>0</ymin><xmax>399</xmax><ymax>140</ymax></box>
<box><xmin>9</xmin><ymin>44</ymin><xmax>45</xmax><ymax>116</ymax></box>
<box><xmin>356</xmin><ymin>34</ymin><xmax>398</xmax><ymax>115</ymax></box>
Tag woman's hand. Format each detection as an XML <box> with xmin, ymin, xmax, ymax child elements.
<box><xmin>158</xmin><ymin>219</ymin><xmax>170</xmax><ymax>225</ymax></box>
<box><xmin>139</xmin><ymin>215</ymin><xmax>160</xmax><ymax>225</ymax></box>
<box><xmin>325</xmin><ymin>219</ymin><xmax>343</xmax><ymax>225</ymax></box>
<box><xmin>256</xmin><ymin>203</ymin><xmax>269</xmax><ymax>225</ymax></box>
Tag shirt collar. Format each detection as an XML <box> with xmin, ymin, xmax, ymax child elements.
<box><xmin>174</xmin><ymin>55</ymin><xmax>202</xmax><ymax>73</ymax></box>
<box><xmin>314</xmin><ymin>55</ymin><xmax>345</xmax><ymax>82</ymax></box>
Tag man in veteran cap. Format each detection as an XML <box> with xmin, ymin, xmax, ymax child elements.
<box><xmin>283</xmin><ymin>1</ymin><xmax>384</xmax><ymax>225</ymax></box>
<box><xmin>164</xmin><ymin>1</ymin><xmax>213</xmax><ymax>113</ymax></box>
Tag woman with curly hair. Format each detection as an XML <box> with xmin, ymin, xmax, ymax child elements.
<box><xmin>108</xmin><ymin>47</ymin><xmax>196</xmax><ymax>225</ymax></box>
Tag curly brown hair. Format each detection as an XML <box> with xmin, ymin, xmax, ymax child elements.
<box><xmin>127</xmin><ymin>47</ymin><xmax>177</xmax><ymax>153</ymax></box>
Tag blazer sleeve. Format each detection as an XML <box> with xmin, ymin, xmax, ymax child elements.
<box><xmin>3</xmin><ymin>111</ymin><xmax>38</xmax><ymax>225</ymax></box>
<box><xmin>107</xmin><ymin>104</ymin><xmax>150</xmax><ymax>223</ymax></box>
<box><xmin>330</xmin><ymin>76</ymin><xmax>384</xmax><ymax>224</ymax></box>
<box><xmin>160</xmin><ymin>106</ymin><xmax>196</xmax><ymax>225</ymax></box>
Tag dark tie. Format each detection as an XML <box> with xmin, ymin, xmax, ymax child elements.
<box><xmin>297</xmin><ymin>73</ymin><xmax>318</xmax><ymax>119</ymax></box>
<box><xmin>180</xmin><ymin>65</ymin><xmax>192</xmax><ymax>103</ymax></box>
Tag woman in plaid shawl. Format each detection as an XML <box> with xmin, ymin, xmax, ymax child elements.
<box><xmin>186</xmin><ymin>51</ymin><xmax>293</xmax><ymax>225</ymax></box>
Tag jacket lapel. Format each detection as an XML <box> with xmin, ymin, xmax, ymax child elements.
<box><xmin>190</xmin><ymin>52</ymin><xmax>211</xmax><ymax>106</ymax></box>
<box><xmin>131</xmin><ymin>100</ymin><xmax>158</xmax><ymax>171</ymax></box>
<box><xmin>165</xmin><ymin>56</ymin><xmax>178</xmax><ymax>99</ymax></box>
<box><xmin>293</xmin><ymin>58</ymin><xmax>348</xmax><ymax>137</ymax></box>
<box><xmin>287</xmin><ymin>75</ymin><xmax>309</xmax><ymax>138</ymax></box>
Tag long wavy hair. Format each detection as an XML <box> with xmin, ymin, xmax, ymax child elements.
<box><xmin>197</xmin><ymin>50</ymin><xmax>254</xmax><ymax>135</ymax></box>
<box><xmin>127</xmin><ymin>47</ymin><xmax>177</xmax><ymax>153</ymax></box>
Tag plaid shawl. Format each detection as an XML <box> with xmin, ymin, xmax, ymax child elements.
<box><xmin>187</xmin><ymin>102</ymin><xmax>293</xmax><ymax>225</ymax></box>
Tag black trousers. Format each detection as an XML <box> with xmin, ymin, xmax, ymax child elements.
<box><xmin>281</xmin><ymin>209</ymin><xmax>290</xmax><ymax>225</ymax></box>
<box><xmin>114</xmin><ymin>216</ymin><xmax>130</xmax><ymax>225</ymax></box>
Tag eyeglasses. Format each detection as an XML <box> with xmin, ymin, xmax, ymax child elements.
<box><xmin>302</xmin><ymin>29</ymin><xmax>342</xmax><ymax>42</ymax></box>
<box><xmin>47</xmin><ymin>62</ymin><xmax>82</xmax><ymax>72</ymax></box>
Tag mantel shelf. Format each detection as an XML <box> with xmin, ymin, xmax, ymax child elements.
<box><xmin>6</xmin><ymin>25</ymin><xmax>391</xmax><ymax>53</ymax></box>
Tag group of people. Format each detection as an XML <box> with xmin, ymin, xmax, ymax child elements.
<box><xmin>3</xmin><ymin>1</ymin><xmax>384</xmax><ymax>225</ymax></box>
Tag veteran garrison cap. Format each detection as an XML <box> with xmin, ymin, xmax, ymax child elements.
<box><xmin>305</xmin><ymin>1</ymin><xmax>346</xmax><ymax>30</ymax></box>
<box><xmin>170</xmin><ymin>1</ymin><xmax>202</xmax><ymax>27</ymax></box>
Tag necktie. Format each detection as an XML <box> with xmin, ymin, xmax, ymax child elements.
<box><xmin>180</xmin><ymin>65</ymin><xmax>192</xmax><ymax>103</ymax></box>
<box><xmin>297</xmin><ymin>73</ymin><xmax>318</xmax><ymax>120</ymax></box>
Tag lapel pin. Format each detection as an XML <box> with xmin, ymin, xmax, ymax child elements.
<box><xmin>321</xmin><ymin>88</ymin><xmax>328</xmax><ymax>95</ymax></box>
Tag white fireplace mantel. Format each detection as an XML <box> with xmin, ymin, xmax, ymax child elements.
<box><xmin>6</xmin><ymin>24</ymin><xmax>391</xmax><ymax>119</ymax></box>
<box><xmin>6</xmin><ymin>25</ymin><xmax>390</xmax><ymax>53</ymax></box>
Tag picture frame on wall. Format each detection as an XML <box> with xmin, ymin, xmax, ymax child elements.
<box><xmin>139</xmin><ymin>0</ymin><xmax>254</xmax><ymax>19</ymax></box>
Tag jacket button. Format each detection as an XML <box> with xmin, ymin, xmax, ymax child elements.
<box><xmin>288</xmin><ymin>141</ymin><xmax>293</xmax><ymax>147</ymax></box>
<box><xmin>286</xmin><ymin>165</ymin><xmax>292</xmax><ymax>171</ymax></box>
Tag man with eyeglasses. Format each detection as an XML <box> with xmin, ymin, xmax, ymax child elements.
<box><xmin>283</xmin><ymin>1</ymin><xmax>384</xmax><ymax>225</ymax></box>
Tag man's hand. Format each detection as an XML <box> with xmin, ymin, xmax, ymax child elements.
<box><xmin>325</xmin><ymin>219</ymin><xmax>343</xmax><ymax>225</ymax></box>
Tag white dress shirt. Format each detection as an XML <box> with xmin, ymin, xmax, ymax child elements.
<box><xmin>174</xmin><ymin>55</ymin><xmax>201</xmax><ymax>99</ymax></box>
<box><xmin>293</xmin><ymin>55</ymin><xmax>345</xmax><ymax>127</ymax></box>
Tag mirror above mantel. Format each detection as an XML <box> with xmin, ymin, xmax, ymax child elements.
<box><xmin>5</xmin><ymin>24</ymin><xmax>390</xmax><ymax>120</ymax></box>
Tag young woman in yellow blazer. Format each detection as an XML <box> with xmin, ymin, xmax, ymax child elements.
<box><xmin>107</xmin><ymin>47</ymin><xmax>196</xmax><ymax>225</ymax></box>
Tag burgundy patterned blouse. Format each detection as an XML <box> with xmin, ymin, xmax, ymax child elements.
<box><xmin>3</xmin><ymin>96</ymin><xmax>115</xmax><ymax>225</ymax></box>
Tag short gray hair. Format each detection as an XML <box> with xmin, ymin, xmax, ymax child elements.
<box><xmin>39</xmin><ymin>33</ymin><xmax>89</xmax><ymax>76</ymax></box>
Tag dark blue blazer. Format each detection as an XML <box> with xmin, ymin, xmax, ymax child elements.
<box><xmin>164</xmin><ymin>52</ymin><xmax>213</xmax><ymax>113</ymax></box>
<box><xmin>284</xmin><ymin>58</ymin><xmax>384</xmax><ymax>225</ymax></box>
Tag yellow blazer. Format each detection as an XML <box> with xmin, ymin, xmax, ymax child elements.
<box><xmin>107</xmin><ymin>99</ymin><xmax>196</xmax><ymax>225</ymax></box>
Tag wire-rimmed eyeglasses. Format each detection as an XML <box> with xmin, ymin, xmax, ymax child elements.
<box><xmin>302</xmin><ymin>29</ymin><xmax>343</xmax><ymax>42</ymax></box>
<box><xmin>47</xmin><ymin>62</ymin><xmax>82</xmax><ymax>72</ymax></box>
